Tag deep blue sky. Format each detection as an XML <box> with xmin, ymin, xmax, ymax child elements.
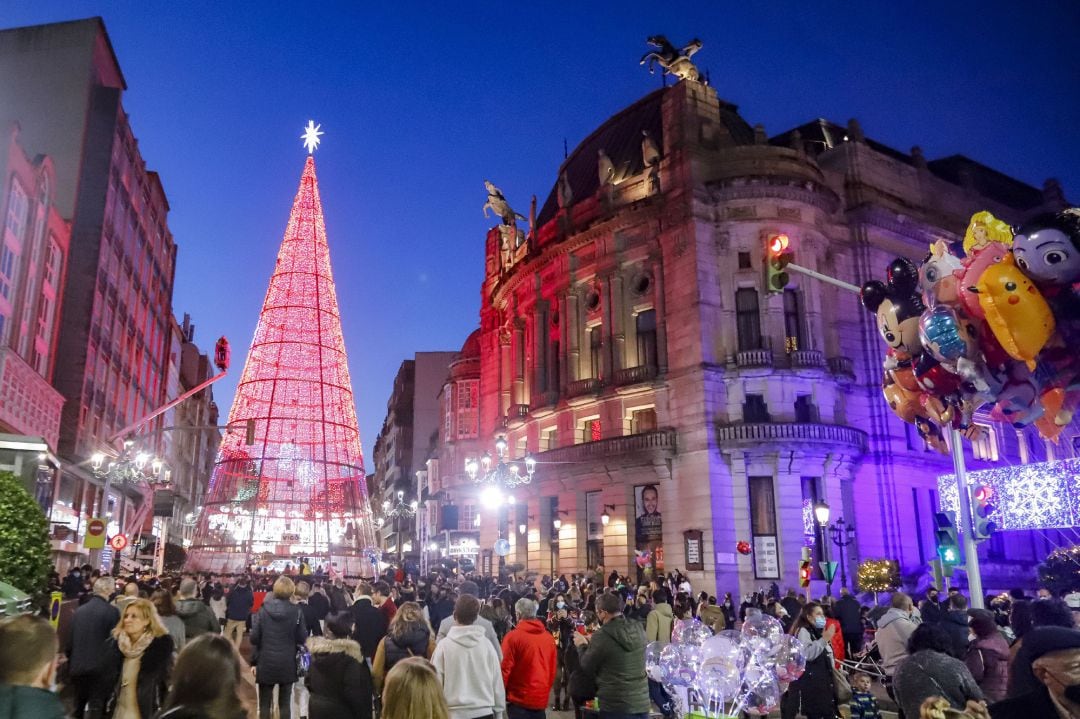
<box><xmin>3</xmin><ymin>2</ymin><xmax>1078</xmax><ymax>462</ymax></box>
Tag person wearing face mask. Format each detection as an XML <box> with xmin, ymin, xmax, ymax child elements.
<box><xmin>780</xmin><ymin>602</ymin><xmax>838</xmax><ymax>719</ymax></box>
<box><xmin>964</xmin><ymin>609</ymin><xmax>1010</xmax><ymax>703</ymax></box>
<box><xmin>0</xmin><ymin>615</ymin><xmax>66</xmax><ymax>719</ymax></box>
<box><xmin>984</xmin><ymin>626</ymin><xmax>1080</xmax><ymax>719</ymax></box>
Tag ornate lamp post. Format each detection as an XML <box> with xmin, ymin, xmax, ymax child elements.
<box><xmin>382</xmin><ymin>490</ymin><xmax>417</xmax><ymax>565</ymax></box>
<box><xmin>465</xmin><ymin>437</ymin><xmax>536</xmax><ymax>488</ymax></box>
<box><xmin>90</xmin><ymin>438</ymin><xmax>171</xmax><ymax>569</ymax></box>
<box><xmin>829</xmin><ymin>516</ymin><xmax>857</xmax><ymax>590</ymax></box>
<box><xmin>813</xmin><ymin>501</ymin><xmax>833</xmax><ymax>596</ymax></box>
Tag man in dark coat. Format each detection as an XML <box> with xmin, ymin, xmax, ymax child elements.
<box><xmin>0</xmin><ymin>615</ymin><xmax>67</xmax><ymax>719</ymax></box>
<box><xmin>65</xmin><ymin>576</ymin><xmax>119</xmax><ymax>719</ymax></box>
<box><xmin>309</xmin><ymin>582</ymin><xmax>331</xmax><ymax>622</ymax></box>
<box><xmin>835</xmin><ymin>587</ymin><xmax>865</xmax><ymax>655</ymax></box>
<box><xmin>572</xmin><ymin>592</ymin><xmax>651</xmax><ymax>716</ymax></box>
<box><xmin>224</xmin><ymin>575</ymin><xmax>254</xmax><ymax>648</ymax></box>
<box><xmin>427</xmin><ymin>586</ymin><xmax>455</xmax><ymax>631</ymax></box>
<box><xmin>780</xmin><ymin>589</ymin><xmax>803</xmax><ymax>622</ymax></box>
<box><xmin>920</xmin><ymin>586</ymin><xmax>946</xmax><ymax>625</ymax></box>
<box><xmin>940</xmin><ymin>593</ymin><xmax>972</xmax><ymax>658</ymax></box>
<box><xmin>350</xmin><ymin>582</ymin><xmax>388</xmax><ymax>660</ymax></box>
<box><xmin>991</xmin><ymin>626</ymin><xmax>1080</xmax><ymax>719</ymax></box>
<box><xmin>176</xmin><ymin>577</ymin><xmax>220</xmax><ymax>641</ymax></box>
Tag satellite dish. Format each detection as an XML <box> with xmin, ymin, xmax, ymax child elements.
<box><xmin>494</xmin><ymin>538</ymin><xmax>511</xmax><ymax>556</ymax></box>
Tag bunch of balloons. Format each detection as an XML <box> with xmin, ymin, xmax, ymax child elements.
<box><xmin>645</xmin><ymin>613</ymin><xmax>806</xmax><ymax>717</ymax></box>
<box><xmin>861</xmin><ymin>209</ymin><xmax>1080</xmax><ymax>453</ymax></box>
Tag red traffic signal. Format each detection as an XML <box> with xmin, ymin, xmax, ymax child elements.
<box><xmin>768</xmin><ymin>233</ymin><xmax>790</xmax><ymax>255</ymax></box>
<box><xmin>798</xmin><ymin>559</ymin><xmax>812</xmax><ymax>587</ymax></box>
<box><xmin>973</xmin><ymin>486</ymin><xmax>992</xmax><ymax>503</ymax></box>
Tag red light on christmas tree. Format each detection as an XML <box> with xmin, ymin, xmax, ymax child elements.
<box><xmin>187</xmin><ymin>126</ymin><xmax>378</xmax><ymax>575</ymax></box>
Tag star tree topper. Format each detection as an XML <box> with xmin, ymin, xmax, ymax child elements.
<box><xmin>301</xmin><ymin>120</ymin><xmax>324</xmax><ymax>154</ymax></box>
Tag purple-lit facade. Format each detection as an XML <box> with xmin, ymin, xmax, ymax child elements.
<box><xmin>463</xmin><ymin>78</ymin><xmax>1073</xmax><ymax>596</ymax></box>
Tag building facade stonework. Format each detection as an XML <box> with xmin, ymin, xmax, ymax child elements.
<box><xmin>460</xmin><ymin>79</ymin><xmax>1071</xmax><ymax>595</ymax></box>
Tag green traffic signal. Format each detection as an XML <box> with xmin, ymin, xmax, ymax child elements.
<box><xmin>934</xmin><ymin>510</ymin><xmax>960</xmax><ymax>565</ymax></box>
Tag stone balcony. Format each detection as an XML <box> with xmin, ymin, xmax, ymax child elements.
<box><xmin>0</xmin><ymin>347</ymin><xmax>64</xmax><ymax>450</ymax></box>
<box><xmin>566</xmin><ymin>378</ymin><xmax>601</xmax><ymax>398</ymax></box>
<box><xmin>788</xmin><ymin>349</ymin><xmax>825</xmax><ymax>369</ymax></box>
<box><xmin>535</xmin><ymin>428</ymin><xmax>677</xmax><ymax>465</ymax></box>
<box><xmin>506</xmin><ymin>404</ymin><xmax>530</xmax><ymax>426</ymax></box>
<box><xmin>716</xmin><ymin>421</ymin><xmax>867</xmax><ymax>454</ymax></box>
<box><xmin>735</xmin><ymin>348</ymin><xmax>773</xmax><ymax>368</ymax></box>
<box><xmin>614</xmin><ymin>364</ymin><xmax>658</xmax><ymax>387</ymax></box>
<box><xmin>529</xmin><ymin>390</ymin><xmax>560</xmax><ymax>413</ymax></box>
<box><xmin>828</xmin><ymin>356</ymin><xmax>856</xmax><ymax>381</ymax></box>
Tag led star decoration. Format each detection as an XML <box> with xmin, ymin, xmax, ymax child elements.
<box><xmin>938</xmin><ymin>458</ymin><xmax>1080</xmax><ymax>531</ymax></box>
<box><xmin>301</xmin><ymin>120</ymin><xmax>324</xmax><ymax>154</ymax></box>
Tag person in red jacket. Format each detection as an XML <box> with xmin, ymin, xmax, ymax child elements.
<box><xmin>501</xmin><ymin>597</ymin><xmax>557</xmax><ymax>719</ymax></box>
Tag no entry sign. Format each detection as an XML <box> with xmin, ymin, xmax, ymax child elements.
<box><xmin>84</xmin><ymin>517</ymin><xmax>107</xmax><ymax>549</ymax></box>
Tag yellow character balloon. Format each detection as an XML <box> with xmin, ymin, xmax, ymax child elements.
<box><xmin>974</xmin><ymin>254</ymin><xmax>1055</xmax><ymax>370</ymax></box>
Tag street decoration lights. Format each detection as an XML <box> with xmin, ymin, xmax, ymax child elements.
<box><xmin>90</xmin><ymin>439</ymin><xmax>171</xmax><ymax>523</ymax></box>
<box><xmin>382</xmin><ymin>490</ymin><xmax>417</xmax><ymax>564</ymax></box>
<box><xmin>465</xmin><ymin>437</ymin><xmax>536</xmax><ymax>489</ymax></box>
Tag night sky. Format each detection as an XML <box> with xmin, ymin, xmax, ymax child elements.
<box><xmin>2</xmin><ymin>2</ymin><xmax>1077</xmax><ymax>463</ymax></box>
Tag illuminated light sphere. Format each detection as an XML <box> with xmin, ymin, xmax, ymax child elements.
<box><xmin>186</xmin><ymin>150</ymin><xmax>378</xmax><ymax>575</ymax></box>
<box><xmin>480</xmin><ymin>485</ymin><xmax>505</xmax><ymax>510</ymax></box>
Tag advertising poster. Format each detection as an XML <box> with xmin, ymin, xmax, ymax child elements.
<box><xmin>634</xmin><ymin>483</ymin><xmax>663</xmax><ymax>577</ymax></box>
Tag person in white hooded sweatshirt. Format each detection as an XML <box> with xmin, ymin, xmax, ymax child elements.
<box><xmin>431</xmin><ymin>594</ymin><xmax>506</xmax><ymax>719</ymax></box>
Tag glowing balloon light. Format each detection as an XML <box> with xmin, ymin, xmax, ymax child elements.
<box><xmin>187</xmin><ymin>132</ymin><xmax>378</xmax><ymax>575</ymax></box>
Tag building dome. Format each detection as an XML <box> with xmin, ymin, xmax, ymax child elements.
<box><xmin>459</xmin><ymin>328</ymin><xmax>481</xmax><ymax>359</ymax></box>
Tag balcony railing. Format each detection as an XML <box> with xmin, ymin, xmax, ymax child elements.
<box><xmin>614</xmin><ymin>364</ymin><xmax>658</xmax><ymax>386</ymax></box>
<box><xmin>566</xmin><ymin>378</ymin><xmax>602</xmax><ymax>398</ymax></box>
<box><xmin>828</xmin><ymin>356</ymin><xmax>855</xmax><ymax>379</ymax></box>
<box><xmin>789</xmin><ymin>349</ymin><xmax>825</xmax><ymax>368</ymax></box>
<box><xmin>507</xmin><ymin>404</ymin><xmax>530</xmax><ymax>420</ymax></box>
<box><xmin>735</xmin><ymin>349</ymin><xmax>773</xmax><ymax>368</ymax></box>
<box><xmin>716</xmin><ymin>422</ymin><xmax>867</xmax><ymax>453</ymax></box>
<box><xmin>530</xmin><ymin>390</ymin><xmax>560</xmax><ymax>411</ymax></box>
<box><xmin>535</xmin><ymin>428</ymin><xmax>677</xmax><ymax>464</ymax></box>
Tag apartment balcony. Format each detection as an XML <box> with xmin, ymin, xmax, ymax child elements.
<box><xmin>828</xmin><ymin>356</ymin><xmax>856</xmax><ymax>381</ymax></box>
<box><xmin>529</xmin><ymin>390</ymin><xmax>560</xmax><ymax>415</ymax></box>
<box><xmin>535</xmin><ymin>428</ymin><xmax>677</xmax><ymax>465</ymax></box>
<box><xmin>735</xmin><ymin>349</ymin><xmax>773</xmax><ymax>368</ymax></box>
<box><xmin>566</xmin><ymin>378</ymin><xmax>602</xmax><ymax>398</ymax></box>
<box><xmin>716</xmin><ymin>421</ymin><xmax>867</xmax><ymax>454</ymax></box>
<box><xmin>614</xmin><ymin>364</ymin><xmax>658</xmax><ymax>387</ymax></box>
<box><xmin>0</xmin><ymin>347</ymin><xmax>64</xmax><ymax>450</ymax></box>
<box><xmin>788</xmin><ymin>349</ymin><xmax>825</xmax><ymax>369</ymax></box>
<box><xmin>505</xmin><ymin>404</ymin><xmax>530</xmax><ymax>427</ymax></box>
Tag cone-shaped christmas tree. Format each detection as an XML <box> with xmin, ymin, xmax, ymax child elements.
<box><xmin>187</xmin><ymin>149</ymin><xmax>378</xmax><ymax>576</ymax></box>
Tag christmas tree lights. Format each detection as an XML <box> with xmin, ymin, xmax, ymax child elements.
<box><xmin>857</xmin><ymin>558</ymin><xmax>899</xmax><ymax>594</ymax></box>
<box><xmin>187</xmin><ymin>152</ymin><xmax>378</xmax><ymax>576</ymax></box>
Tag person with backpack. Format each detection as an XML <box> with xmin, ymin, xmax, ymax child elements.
<box><xmin>371</xmin><ymin>601</ymin><xmax>434</xmax><ymax>693</ymax></box>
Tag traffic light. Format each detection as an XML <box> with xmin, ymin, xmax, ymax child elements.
<box><xmin>934</xmin><ymin>510</ymin><xmax>960</xmax><ymax>565</ymax></box>
<box><xmin>765</xmin><ymin>233</ymin><xmax>794</xmax><ymax>293</ymax></box>
<box><xmin>798</xmin><ymin>559</ymin><xmax>812</xmax><ymax>588</ymax></box>
<box><xmin>971</xmin><ymin>485</ymin><xmax>997</xmax><ymax>541</ymax></box>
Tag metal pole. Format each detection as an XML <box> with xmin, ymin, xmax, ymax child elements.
<box><xmin>99</xmin><ymin>473</ymin><xmax>112</xmax><ymax>571</ymax></box>
<box><xmin>950</xmin><ymin>428</ymin><xmax>984</xmax><ymax>608</ymax></box>
<box><xmin>787</xmin><ymin>262</ymin><xmax>862</xmax><ymax>294</ymax></box>
<box><xmin>821</xmin><ymin>525</ymin><xmax>833</xmax><ymax>597</ymax></box>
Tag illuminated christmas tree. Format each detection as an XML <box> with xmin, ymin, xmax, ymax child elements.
<box><xmin>187</xmin><ymin>123</ymin><xmax>379</xmax><ymax>575</ymax></box>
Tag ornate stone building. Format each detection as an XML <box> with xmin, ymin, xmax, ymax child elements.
<box><xmin>460</xmin><ymin>73</ymin><xmax>1070</xmax><ymax>595</ymax></box>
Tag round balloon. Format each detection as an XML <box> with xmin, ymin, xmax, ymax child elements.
<box><xmin>645</xmin><ymin>641</ymin><xmax>664</xmax><ymax>682</ymax></box>
<box><xmin>697</xmin><ymin>656</ymin><xmax>742</xmax><ymax>701</ymax></box>
<box><xmin>682</xmin><ymin>620</ymin><xmax>714</xmax><ymax>647</ymax></box>
<box><xmin>745</xmin><ymin>676</ymin><xmax>782</xmax><ymax>715</ymax></box>
<box><xmin>772</xmin><ymin>633</ymin><xmax>808</xmax><ymax>684</ymax></box>
<box><xmin>740</xmin><ymin>613</ymin><xmax>784</xmax><ymax>656</ymax></box>
<box><xmin>659</xmin><ymin>643</ymin><xmax>682</xmax><ymax>685</ymax></box>
<box><xmin>671</xmin><ymin>618</ymin><xmax>698</xmax><ymax>645</ymax></box>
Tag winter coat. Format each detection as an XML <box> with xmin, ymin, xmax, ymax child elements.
<box><xmin>67</xmin><ymin>595</ymin><xmax>120</xmax><ymax>677</ymax></box>
<box><xmin>940</xmin><ymin>610</ymin><xmax>972</xmax><ymax>658</ymax></box>
<box><xmin>428</xmin><ymin>597</ymin><xmax>454</xmax><ymax>630</ymax></box>
<box><xmin>308</xmin><ymin>591</ymin><xmax>330</xmax><ymax>620</ymax></box>
<box><xmin>101</xmin><ymin>634</ymin><xmax>174</xmax><ymax>719</ymax></box>
<box><xmin>500</xmin><ymin>618</ymin><xmax>557</xmax><ymax>710</ymax></box>
<box><xmin>835</xmin><ymin>594</ymin><xmax>863</xmax><ymax>634</ymax></box>
<box><xmin>876</xmin><ymin>607</ymin><xmax>918</xmax><ymax>676</ymax></box>
<box><xmin>437</xmin><ymin>614</ymin><xmax>503</xmax><ymax>659</ymax></box>
<box><xmin>892</xmin><ymin>649</ymin><xmax>984</xmax><ymax>719</ymax></box>
<box><xmin>781</xmin><ymin>627</ymin><xmax>836</xmax><ymax>719</ymax></box>
<box><xmin>431</xmin><ymin>624</ymin><xmax>506</xmax><ymax>719</ymax></box>
<box><xmin>372</xmin><ymin>626</ymin><xmax>434</xmax><ymax>691</ymax></box>
<box><xmin>304</xmin><ymin>636</ymin><xmax>373</xmax><ymax>719</ymax></box>
<box><xmin>250</xmin><ymin>596</ymin><xmax>307</xmax><ymax>685</ymax></box>
<box><xmin>160</xmin><ymin>614</ymin><xmax>187</xmax><ymax>652</ymax></box>
<box><xmin>645</xmin><ymin>602</ymin><xmax>674</xmax><ymax>644</ymax></box>
<box><xmin>826</xmin><ymin>617</ymin><xmax>846</xmax><ymax>663</ymax></box>
<box><xmin>225</xmin><ymin>584</ymin><xmax>254</xmax><ymax>621</ymax></box>
<box><xmin>297</xmin><ymin>601</ymin><xmax>323</xmax><ymax>637</ymax></box>
<box><xmin>349</xmin><ymin>598</ymin><xmax>388</xmax><ymax>659</ymax></box>
<box><xmin>575</xmin><ymin>615</ymin><xmax>650</xmax><ymax>714</ymax></box>
<box><xmin>698</xmin><ymin>604</ymin><xmax>726</xmax><ymax>634</ymax></box>
<box><xmin>989</xmin><ymin>685</ymin><xmax>1059</xmax><ymax>719</ymax></box>
<box><xmin>0</xmin><ymin>683</ymin><xmax>67</xmax><ymax>719</ymax></box>
<box><xmin>964</xmin><ymin>632</ymin><xmax>1011</xmax><ymax>703</ymax></box>
<box><xmin>175</xmin><ymin>598</ymin><xmax>219</xmax><ymax>641</ymax></box>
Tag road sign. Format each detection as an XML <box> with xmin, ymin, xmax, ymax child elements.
<box><xmin>493</xmin><ymin>538</ymin><xmax>511</xmax><ymax>557</ymax></box>
<box><xmin>84</xmin><ymin>518</ymin><xmax>106</xmax><ymax>549</ymax></box>
<box><xmin>819</xmin><ymin>561</ymin><xmax>838</xmax><ymax>582</ymax></box>
<box><xmin>109</xmin><ymin>534</ymin><xmax>129</xmax><ymax>551</ymax></box>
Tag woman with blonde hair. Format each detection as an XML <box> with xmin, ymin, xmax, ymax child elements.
<box><xmin>251</xmin><ymin>575</ymin><xmax>308</xmax><ymax>719</ymax></box>
<box><xmin>381</xmin><ymin>656</ymin><xmax>449</xmax><ymax>719</ymax></box>
<box><xmin>100</xmin><ymin>597</ymin><xmax>174</xmax><ymax>719</ymax></box>
<box><xmin>963</xmin><ymin>210</ymin><xmax>1013</xmax><ymax>255</ymax></box>
<box><xmin>371</xmin><ymin>601</ymin><xmax>434</xmax><ymax>692</ymax></box>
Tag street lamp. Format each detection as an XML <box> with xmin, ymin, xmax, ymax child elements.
<box><xmin>382</xmin><ymin>490</ymin><xmax>417</xmax><ymax>565</ymax></box>
<box><xmin>600</xmin><ymin>504</ymin><xmax>616</xmax><ymax>527</ymax></box>
<box><xmin>465</xmin><ymin>436</ymin><xmax>536</xmax><ymax>489</ymax></box>
<box><xmin>829</xmin><ymin>517</ymin><xmax>857</xmax><ymax>589</ymax></box>
<box><xmin>813</xmin><ymin>501</ymin><xmax>833</xmax><ymax>596</ymax></box>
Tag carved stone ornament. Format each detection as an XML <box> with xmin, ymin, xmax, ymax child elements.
<box><xmin>640</xmin><ymin>35</ymin><xmax>703</xmax><ymax>83</ymax></box>
<box><xmin>557</xmin><ymin>170</ymin><xmax>573</xmax><ymax>210</ymax></box>
<box><xmin>598</xmin><ymin>150</ymin><xmax>616</xmax><ymax>188</ymax></box>
<box><xmin>482</xmin><ymin>180</ymin><xmax>526</xmax><ymax>227</ymax></box>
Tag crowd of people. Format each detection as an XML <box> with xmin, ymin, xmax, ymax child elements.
<box><xmin>2</xmin><ymin>561</ymin><xmax>1079</xmax><ymax>719</ymax></box>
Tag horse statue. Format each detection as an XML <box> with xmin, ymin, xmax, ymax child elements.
<box><xmin>640</xmin><ymin>35</ymin><xmax>703</xmax><ymax>82</ymax></box>
<box><xmin>482</xmin><ymin>180</ymin><xmax>525</xmax><ymax>226</ymax></box>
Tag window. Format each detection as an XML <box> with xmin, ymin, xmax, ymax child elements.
<box><xmin>44</xmin><ymin>239</ymin><xmax>61</xmax><ymax>288</ymax></box>
<box><xmin>589</xmin><ymin>325</ymin><xmax>603</xmax><ymax>379</ymax></box>
<box><xmin>748</xmin><ymin>476</ymin><xmax>777</xmax><ymax>535</ymax></box>
<box><xmin>456</xmin><ymin>380</ymin><xmax>478</xmax><ymax>439</ymax></box>
<box><xmin>784</xmin><ymin>289</ymin><xmax>803</xmax><ymax>353</ymax></box>
<box><xmin>5</xmin><ymin>181</ymin><xmax>28</xmax><ymax>240</ymax></box>
<box><xmin>578</xmin><ymin>417</ymin><xmax>601</xmax><ymax>444</ymax></box>
<box><xmin>971</xmin><ymin>423</ymin><xmax>998</xmax><ymax>461</ymax></box>
<box><xmin>794</xmin><ymin>395</ymin><xmax>819</xmax><ymax>423</ymax></box>
<box><xmin>743</xmin><ymin>394</ymin><xmax>770</xmax><ymax>423</ymax></box>
<box><xmin>443</xmin><ymin>384</ymin><xmax>453</xmax><ymax>440</ymax></box>
<box><xmin>459</xmin><ymin>503</ymin><xmax>477</xmax><ymax>531</ymax></box>
<box><xmin>738</xmin><ymin>252</ymin><xmax>752</xmax><ymax>269</ymax></box>
<box><xmin>735</xmin><ymin>288</ymin><xmax>761</xmax><ymax>352</ymax></box>
<box><xmin>631</xmin><ymin>407</ymin><xmax>657</xmax><ymax>434</ymax></box>
<box><xmin>636</xmin><ymin>310</ymin><xmax>657</xmax><ymax>369</ymax></box>
<box><xmin>542</xmin><ymin>427</ymin><xmax>558</xmax><ymax>451</ymax></box>
<box><xmin>0</xmin><ymin>244</ymin><xmax>16</xmax><ymax>300</ymax></box>
<box><xmin>801</xmin><ymin>476</ymin><xmax>823</xmax><ymax>570</ymax></box>
<box><xmin>0</xmin><ymin>312</ymin><xmax>6</xmax><ymax>343</ymax></box>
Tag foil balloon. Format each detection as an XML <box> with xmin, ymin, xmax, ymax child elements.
<box><xmin>645</xmin><ymin>641</ymin><xmax>664</xmax><ymax>682</ymax></box>
<box><xmin>1012</xmin><ymin>209</ymin><xmax>1080</xmax><ymax>287</ymax></box>
<box><xmin>974</xmin><ymin>254</ymin><xmax>1056</xmax><ymax>370</ymax></box>
<box><xmin>883</xmin><ymin>374</ymin><xmax>923</xmax><ymax>424</ymax></box>
<box><xmin>962</xmin><ymin>210</ymin><xmax>1014</xmax><ymax>257</ymax></box>
<box><xmin>736</xmin><ymin>540</ymin><xmax>752</xmax><ymax>555</ymax></box>
<box><xmin>1034</xmin><ymin>388</ymin><xmax>1069</xmax><ymax>443</ymax></box>
<box><xmin>957</xmin><ymin>242</ymin><xmax>1009</xmax><ymax>320</ymax></box>
<box><xmin>861</xmin><ymin>258</ymin><xmax>926</xmax><ymax>359</ymax></box>
<box><xmin>920</xmin><ymin>240</ymin><xmax>965</xmax><ymax>305</ymax></box>
<box><xmin>919</xmin><ymin>304</ymin><xmax>973</xmax><ymax>364</ymax></box>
